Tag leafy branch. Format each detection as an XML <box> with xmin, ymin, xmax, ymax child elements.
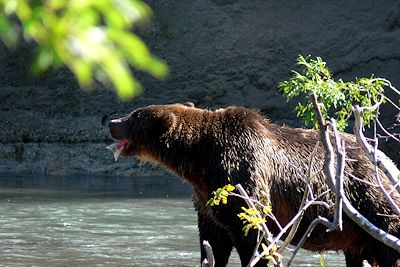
<box><xmin>0</xmin><ymin>0</ymin><xmax>168</xmax><ymax>100</ymax></box>
<box><xmin>207</xmin><ymin>183</ymin><xmax>235</xmax><ymax>206</ymax></box>
<box><xmin>279</xmin><ymin>55</ymin><xmax>390</xmax><ymax>131</ymax></box>
<box><xmin>238</xmin><ymin>206</ymin><xmax>268</xmax><ymax>236</ymax></box>
<box><xmin>207</xmin><ymin>183</ymin><xmax>282</xmax><ymax>266</ymax></box>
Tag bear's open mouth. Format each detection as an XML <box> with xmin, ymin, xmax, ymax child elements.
<box><xmin>106</xmin><ymin>139</ymin><xmax>129</xmax><ymax>161</ymax></box>
<box><xmin>116</xmin><ymin>139</ymin><xmax>128</xmax><ymax>150</ymax></box>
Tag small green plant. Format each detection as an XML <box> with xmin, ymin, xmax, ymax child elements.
<box><xmin>237</xmin><ymin>206</ymin><xmax>271</xmax><ymax>236</ymax></box>
<box><xmin>207</xmin><ymin>184</ymin><xmax>235</xmax><ymax>206</ymax></box>
<box><xmin>208</xmin><ymin>184</ymin><xmax>281</xmax><ymax>265</ymax></box>
<box><xmin>279</xmin><ymin>55</ymin><xmax>389</xmax><ymax>131</ymax></box>
<box><xmin>207</xmin><ymin>184</ymin><xmax>272</xmax><ymax>237</ymax></box>
<box><xmin>319</xmin><ymin>253</ymin><xmax>325</xmax><ymax>267</ymax></box>
<box><xmin>261</xmin><ymin>243</ymin><xmax>283</xmax><ymax>266</ymax></box>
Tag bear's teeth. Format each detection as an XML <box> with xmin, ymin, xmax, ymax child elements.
<box><xmin>106</xmin><ymin>143</ymin><xmax>124</xmax><ymax>162</ymax></box>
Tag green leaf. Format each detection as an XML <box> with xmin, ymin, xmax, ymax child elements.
<box><xmin>31</xmin><ymin>45</ymin><xmax>54</xmax><ymax>74</ymax></box>
<box><xmin>103</xmin><ymin>7</ymin><xmax>127</xmax><ymax>29</ymax></box>
<box><xmin>279</xmin><ymin>55</ymin><xmax>387</xmax><ymax>130</ymax></box>
<box><xmin>225</xmin><ymin>184</ymin><xmax>235</xmax><ymax>192</ymax></box>
<box><xmin>107</xmin><ymin>28</ymin><xmax>168</xmax><ymax>79</ymax></box>
<box><xmin>71</xmin><ymin>59</ymin><xmax>93</xmax><ymax>87</ymax></box>
<box><xmin>319</xmin><ymin>253</ymin><xmax>325</xmax><ymax>267</ymax></box>
<box><xmin>263</xmin><ymin>205</ymin><xmax>272</xmax><ymax>215</ymax></box>
<box><xmin>207</xmin><ymin>184</ymin><xmax>235</xmax><ymax>206</ymax></box>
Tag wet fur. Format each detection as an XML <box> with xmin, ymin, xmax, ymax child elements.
<box><xmin>109</xmin><ymin>103</ymin><xmax>400</xmax><ymax>267</ymax></box>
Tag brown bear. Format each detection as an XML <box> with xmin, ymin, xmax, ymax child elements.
<box><xmin>108</xmin><ymin>103</ymin><xmax>400</xmax><ymax>267</ymax></box>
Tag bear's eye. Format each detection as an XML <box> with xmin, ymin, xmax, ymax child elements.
<box><xmin>130</xmin><ymin>110</ymin><xmax>141</xmax><ymax>120</ymax></box>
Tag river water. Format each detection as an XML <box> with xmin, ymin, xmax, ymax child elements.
<box><xmin>0</xmin><ymin>175</ymin><xmax>345</xmax><ymax>266</ymax></box>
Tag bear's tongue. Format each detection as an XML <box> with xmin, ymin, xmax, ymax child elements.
<box><xmin>116</xmin><ymin>139</ymin><xmax>128</xmax><ymax>149</ymax></box>
<box><xmin>106</xmin><ymin>140</ymin><xmax>128</xmax><ymax>162</ymax></box>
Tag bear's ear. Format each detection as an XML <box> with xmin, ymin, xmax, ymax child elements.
<box><xmin>183</xmin><ymin>102</ymin><xmax>195</xmax><ymax>107</ymax></box>
<box><xmin>160</xmin><ymin>111</ymin><xmax>177</xmax><ymax>130</ymax></box>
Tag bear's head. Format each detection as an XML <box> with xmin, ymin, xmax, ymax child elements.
<box><xmin>108</xmin><ymin>103</ymin><xmax>200</xmax><ymax>161</ymax></box>
<box><xmin>108</xmin><ymin>105</ymin><xmax>179</xmax><ymax>158</ymax></box>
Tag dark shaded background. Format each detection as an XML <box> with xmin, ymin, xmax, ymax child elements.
<box><xmin>0</xmin><ymin>0</ymin><xmax>399</xmax><ymax>176</ymax></box>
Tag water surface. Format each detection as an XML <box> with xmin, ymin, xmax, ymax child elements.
<box><xmin>0</xmin><ymin>175</ymin><xmax>345</xmax><ymax>266</ymax></box>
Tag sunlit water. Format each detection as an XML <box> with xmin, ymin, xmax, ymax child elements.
<box><xmin>0</xmin><ymin>175</ymin><xmax>345</xmax><ymax>266</ymax></box>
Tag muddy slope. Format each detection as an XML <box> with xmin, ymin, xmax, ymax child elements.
<box><xmin>0</xmin><ymin>0</ymin><xmax>399</xmax><ymax>176</ymax></box>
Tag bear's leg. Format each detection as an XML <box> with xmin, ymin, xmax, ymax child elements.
<box><xmin>374</xmin><ymin>245</ymin><xmax>400</xmax><ymax>267</ymax></box>
<box><xmin>231</xmin><ymin>230</ymin><xmax>270</xmax><ymax>267</ymax></box>
<box><xmin>344</xmin><ymin>247</ymin><xmax>376</xmax><ymax>267</ymax></box>
<box><xmin>198</xmin><ymin>212</ymin><xmax>233</xmax><ymax>267</ymax></box>
<box><xmin>345</xmin><ymin>241</ymin><xmax>400</xmax><ymax>267</ymax></box>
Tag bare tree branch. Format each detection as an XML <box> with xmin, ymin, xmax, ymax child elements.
<box><xmin>202</xmin><ymin>240</ymin><xmax>215</xmax><ymax>267</ymax></box>
<box><xmin>235</xmin><ymin>184</ymin><xmax>282</xmax><ymax>267</ymax></box>
<box><xmin>372</xmin><ymin>113</ymin><xmax>400</xmax><ymax>215</ymax></box>
<box><xmin>286</xmin><ymin>92</ymin><xmax>347</xmax><ymax>267</ymax></box>
<box><xmin>311</xmin><ymin>93</ymin><xmax>400</xmax><ymax>254</ymax></box>
<box><xmin>341</xmin><ymin>191</ymin><xmax>400</xmax><ymax>253</ymax></box>
<box><xmin>310</xmin><ymin>93</ymin><xmax>343</xmax><ymax>234</ymax></box>
<box><xmin>353</xmin><ymin>105</ymin><xmax>400</xmax><ymax>194</ymax></box>
<box><xmin>377</xmin><ymin>119</ymin><xmax>400</xmax><ymax>143</ymax></box>
<box><xmin>285</xmin><ymin>216</ymin><xmax>336</xmax><ymax>267</ymax></box>
<box><xmin>330</xmin><ymin>122</ymin><xmax>344</xmax><ymax>231</ymax></box>
<box><xmin>278</xmin><ymin>141</ymin><xmax>320</xmax><ymax>252</ymax></box>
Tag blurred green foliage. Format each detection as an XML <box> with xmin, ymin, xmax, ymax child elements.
<box><xmin>280</xmin><ymin>55</ymin><xmax>388</xmax><ymax>131</ymax></box>
<box><xmin>0</xmin><ymin>0</ymin><xmax>168</xmax><ymax>100</ymax></box>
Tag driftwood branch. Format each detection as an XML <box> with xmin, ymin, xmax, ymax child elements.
<box><xmin>377</xmin><ymin>119</ymin><xmax>400</xmax><ymax>143</ymax></box>
<box><xmin>286</xmin><ymin>93</ymin><xmax>345</xmax><ymax>266</ymax></box>
<box><xmin>310</xmin><ymin>93</ymin><xmax>345</xmax><ymax>229</ymax></box>
<box><xmin>286</xmin><ymin>216</ymin><xmax>335</xmax><ymax>266</ymax></box>
<box><xmin>353</xmin><ymin>105</ymin><xmax>400</xmax><ymax>195</ymax></box>
<box><xmin>201</xmin><ymin>240</ymin><xmax>215</xmax><ymax>267</ymax></box>
<box><xmin>311</xmin><ymin>92</ymin><xmax>400</xmax><ymax>254</ymax></box>
<box><xmin>372</xmin><ymin>112</ymin><xmax>400</xmax><ymax>215</ymax></box>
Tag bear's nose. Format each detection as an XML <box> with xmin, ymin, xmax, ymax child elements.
<box><xmin>108</xmin><ymin>118</ymin><xmax>131</xmax><ymax>140</ymax></box>
<box><xmin>108</xmin><ymin>119</ymin><xmax>121</xmax><ymax>129</ymax></box>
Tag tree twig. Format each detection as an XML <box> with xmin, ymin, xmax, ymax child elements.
<box><xmin>285</xmin><ymin>93</ymin><xmax>346</xmax><ymax>267</ymax></box>
<box><xmin>372</xmin><ymin>112</ymin><xmax>400</xmax><ymax>215</ymax></box>
<box><xmin>235</xmin><ymin>184</ymin><xmax>282</xmax><ymax>267</ymax></box>
<box><xmin>278</xmin><ymin>141</ymin><xmax>320</xmax><ymax>253</ymax></box>
<box><xmin>202</xmin><ymin>240</ymin><xmax>215</xmax><ymax>267</ymax></box>
<box><xmin>285</xmin><ymin>216</ymin><xmax>336</xmax><ymax>267</ymax></box>
<box><xmin>312</xmin><ymin>93</ymin><xmax>400</xmax><ymax>253</ymax></box>
<box><xmin>353</xmin><ymin>105</ymin><xmax>400</xmax><ymax>194</ymax></box>
<box><xmin>377</xmin><ymin>119</ymin><xmax>400</xmax><ymax>143</ymax></box>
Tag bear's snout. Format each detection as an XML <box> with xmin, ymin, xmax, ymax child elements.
<box><xmin>108</xmin><ymin>119</ymin><xmax>123</xmax><ymax>130</ymax></box>
<box><xmin>108</xmin><ymin>117</ymin><xmax>131</xmax><ymax>140</ymax></box>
